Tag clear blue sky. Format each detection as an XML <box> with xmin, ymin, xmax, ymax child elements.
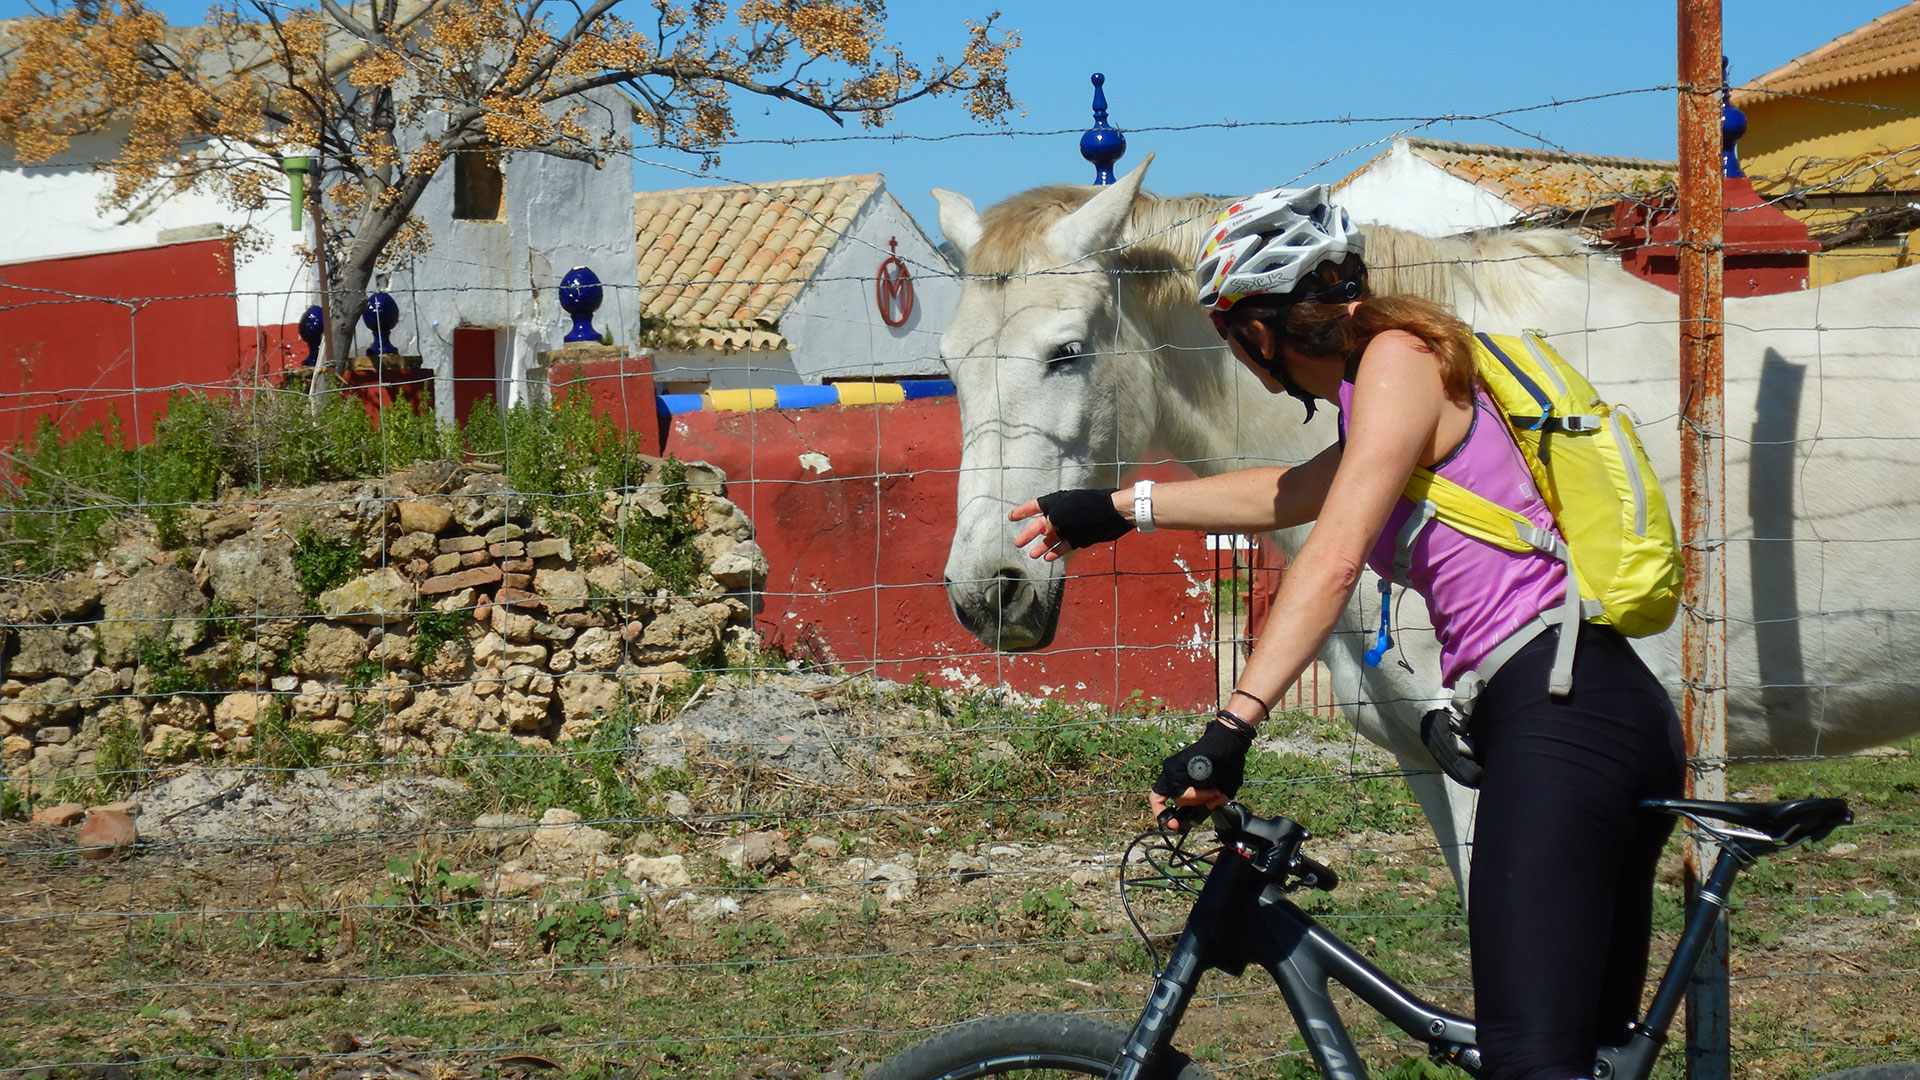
<box><xmin>2</xmin><ymin>1</ymin><xmax>1907</xmax><ymax>237</ymax></box>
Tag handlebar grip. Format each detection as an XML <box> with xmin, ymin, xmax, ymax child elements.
<box><xmin>1294</xmin><ymin>855</ymin><xmax>1339</xmax><ymax>892</ymax></box>
<box><xmin>1157</xmin><ymin>803</ymin><xmax>1213</xmax><ymax>831</ymax></box>
<box><xmin>1185</xmin><ymin>754</ymin><xmax>1214</xmax><ymax>785</ymax></box>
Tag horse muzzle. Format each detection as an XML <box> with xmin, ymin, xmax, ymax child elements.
<box><xmin>944</xmin><ymin>565</ymin><xmax>1064</xmax><ymax>651</ymax></box>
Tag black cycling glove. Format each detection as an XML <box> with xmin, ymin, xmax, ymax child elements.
<box><xmin>1035</xmin><ymin>488</ymin><xmax>1131</xmax><ymax>548</ymax></box>
<box><xmin>1152</xmin><ymin>717</ymin><xmax>1255</xmax><ymax>799</ymax></box>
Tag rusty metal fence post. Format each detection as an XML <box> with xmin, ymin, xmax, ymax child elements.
<box><xmin>1677</xmin><ymin>3</ymin><xmax>1730</xmax><ymax>1079</ymax></box>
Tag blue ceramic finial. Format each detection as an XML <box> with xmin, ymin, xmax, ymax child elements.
<box><xmin>363</xmin><ymin>292</ymin><xmax>400</xmax><ymax>357</ymax></box>
<box><xmin>1721</xmin><ymin>55</ymin><xmax>1747</xmax><ymax>179</ymax></box>
<box><xmin>1079</xmin><ymin>73</ymin><xmax>1126</xmax><ymax>185</ymax></box>
<box><xmin>558</xmin><ymin>266</ymin><xmax>604</xmax><ymax>344</ymax></box>
<box><xmin>297</xmin><ymin>305</ymin><xmax>323</xmax><ymax>367</ymax></box>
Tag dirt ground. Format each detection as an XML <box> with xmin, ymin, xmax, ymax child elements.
<box><xmin>3</xmin><ymin>684</ymin><xmax>1916</xmax><ymax>1080</ymax></box>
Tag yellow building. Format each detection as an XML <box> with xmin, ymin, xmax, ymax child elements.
<box><xmin>1733</xmin><ymin>3</ymin><xmax>1920</xmax><ymax>284</ymax></box>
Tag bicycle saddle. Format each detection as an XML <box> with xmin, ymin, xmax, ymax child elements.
<box><xmin>1640</xmin><ymin>797</ymin><xmax>1852</xmax><ymax>847</ymax></box>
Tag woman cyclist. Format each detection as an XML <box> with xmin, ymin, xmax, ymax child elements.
<box><xmin>1008</xmin><ymin>185</ymin><xmax>1685</xmax><ymax>1080</ymax></box>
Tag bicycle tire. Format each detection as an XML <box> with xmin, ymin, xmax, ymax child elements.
<box><xmin>864</xmin><ymin>1012</ymin><xmax>1213</xmax><ymax>1080</ymax></box>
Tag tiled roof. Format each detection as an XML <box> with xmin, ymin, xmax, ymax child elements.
<box><xmin>633</xmin><ymin>174</ymin><xmax>882</xmax><ymax>353</ymax></box>
<box><xmin>1734</xmin><ymin>3</ymin><xmax>1920</xmax><ymax>103</ymax></box>
<box><xmin>1344</xmin><ymin>138</ymin><xmax>1674</xmax><ymax>218</ymax></box>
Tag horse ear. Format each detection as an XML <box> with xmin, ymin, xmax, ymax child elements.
<box><xmin>1048</xmin><ymin>153</ymin><xmax>1155</xmax><ymax>264</ymax></box>
<box><xmin>932</xmin><ymin>189</ymin><xmax>983</xmax><ymax>258</ymax></box>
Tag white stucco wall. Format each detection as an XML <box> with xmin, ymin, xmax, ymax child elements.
<box><xmin>3</xmin><ymin>87</ymin><xmax>639</xmax><ymax>419</ymax></box>
<box><xmin>380</xmin><ymin>85</ymin><xmax>640</xmax><ymax>416</ymax></box>
<box><xmin>1335</xmin><ymin>140</ymin><xmax>1521</xmax><ymax>237</ymax></box>
<box><xmin>0</xmin><ymin>131</ymin><xmax>316</xmax><ymax>329</ymax></box>
<box><xmin>782</xmin><ymin>183</ymin><xmax>956</xmax><ymax>383</ymax></box>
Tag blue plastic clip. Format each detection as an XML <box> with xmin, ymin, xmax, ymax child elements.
<box><xmin>1363</xmin><ymin>579</ymin><xmax>1392</xmax><ymax>667</ymax></box>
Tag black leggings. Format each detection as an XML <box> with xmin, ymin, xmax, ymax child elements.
<box><xmin>1467</xmin><ymin>622</ymin><xmax>1685</xmax><ymax>1080</ymax></box>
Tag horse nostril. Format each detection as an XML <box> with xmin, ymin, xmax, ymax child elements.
<box><xmin>990</xmin><ymin>568</ymin><xmax>1027</xmax><ymax>610</ymax></box>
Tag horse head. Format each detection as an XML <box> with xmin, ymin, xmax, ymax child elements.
<box><xmin>932</xmin><ymin>159</ymin><xmax>1192</xmax><ymax>650</ymax></box>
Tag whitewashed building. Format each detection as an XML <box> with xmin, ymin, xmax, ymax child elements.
<box><xmin>1334</xmin><ymin>137</ymin><xmax>1674</xmax><ymax>237</ymax></box>
<box><xmin>632</xmin><ymin>174</ymin><xmax>955</xmax><ymax>391</ymax></box>
<box><xmin>0</xmin><ymin>17</ymin><xmax>638</xmax><ymax>425</ymax></box>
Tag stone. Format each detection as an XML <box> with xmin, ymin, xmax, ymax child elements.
<box><xmin>946</xmin><ymin>852</ymin><xmax>990</xmax><ymax>883</ymax></box>
<box><xmin>98</xmin><ymin>562</ymin><xmax>210</xmax><ymax>667</ymax></box>
<box><xmin>420</xmin><ymin>565</ymin><xmax>502</xmax><ymax>595</ymax></box>
<box><xmin>37</xmin><ymin>725</ymin><xmax>74</xmax><ymax>744</ymax></box>
<box><xmin>429</xmin><ymin>553</ymin><xmax>464</xmax><ymax>575</ymax></box>
<box><xmin>500</xmin><ymin>572</ymin><xmax>532</xmax><ymax>591</ymax></box>
<box><xmin>633</xmin><ymin>608</ymin><xmax>720</xmax><ymax>663</ymax></box>
<box><xmin>528</xmin><ymin>807</ymin><xmax>616</xmax><ymax>857</ymax></box>
<box><xmin>22</xmin><ymin>578</ymin><xmax>103</xmax><ymax>621</ymax></box>
<box><xmin>526</xmin><ymin>537</ymin><xmax>571</xmax><ymax>560</ymax></box>
<box><xmin>438</xmin><ymin>535</ymin><xmax>487</xmax><ymax>554</ymax></box>
<box><xmin>556</xmin><ymin>672</ymin><xmax>620</xmax><ymax>717</ymax></box>
<box><xmin>491</xmin><ymin>609</ymin><xmax>536</xmax><ymax>642</ymax></box>
<box><xmin>709</xmin><ymin>540</ymin><xmax>769</xmax><ymax>590</ymax></box>
<box><xmin>8</xmin><ymin>625</ymin><xmax>99</xmax><ymax>679</ymax></box>
<box><xmin>504</xmin><ymin>690</ymin><xmax>552</xmax><ymax>732</ymax></box>
<box><xmin>620</xmin><ymin>662</ymin><xmax>693</xmax><ymax>694</ymax></box>
<box><xmin>293</xmin><ymin>623</ymin><xmax>367</xmax><ymax>676</ymax></box>
<box><xmin>585</xmin><ymin>559</ymin><xmax>659</xmax><ymax>602</ymax></box>
<box><xmin>697</xmin><ymin>494</ymin><xmax>754</xmax><ymax>539</ymax></box>
<box><xmin>389</xmin><ymin>531</ymin><xmax>439</xmax><ymax>562</ymax></box>
<box><xmin>472</xmin><ymin>813</ymin><xmax>538</xmax><ymax>852</ymax></box>
<box><xmin>471</xmin><ymin>632</ymin><xmax>547</xmax><ymax>669</ymax></box>
<box><xmin>453</xmin><ymin>474</ymin><xmax>528</xmax><ymax>532</ymax></box>
<box><xmin>717</xmin><ymin>831</ymin><xmax>789</xmax><ymax>874</ymax></box>
<box><xmin>213</xmin><ymin>693</ymin><xmax>268</xmax><ymax>741</ymax></box>
<box><xmin>483</xmin><ymin>524</ymin><xmax>526</xmax><ymax>544</ymax></box>
<box><xmin>78</xmin><ymin>809</ymin><xmax>137</xmax><ymax>859</ymax></box>
<box><xmin>15</xmin><ymin>676</ymin><xmax>79</xmax><ymax>720</ymax></box>
<box><xmin>149</xmin><ymin>694</ymin><xmax>210</xmax><ymax>731</ymax></box>
<box><xmin>143</xmin><ymin>723</ymin><xmax>196</xmax><ymax>759</ymax></box>
<box><xmin>31</xmin><ymin>802</ymin><xmax>86</xmax><ymax>827</ymax></box>
<box><xmin>366</xmin><ymin>632</ymin><xmax>413</xmax><ymax>666</ymax></box>
<box><xmin>487</xmin><ymin>541</ymin><xmax>526</xmax><ymax>559</ymax></box>
<box><xmin>205</xmin><ymin>535</ymin><xmax>305</xmax><ymax>618</ymax></box>
<box><xmin>199</xmin><ymin>510</ymin><xmax>253</xmax><ymax>544</ymax></box>
<box><xmin>548</xmin><ymin>649</ymin><xmax>574</xmax><ymax>674</ymax></box>
<box><xmin>317</xmin><ymin>568</ymin><xmax>419</xmax><ymax>625</ymax></box>
<box><xmin>396</xmin><ymin>499</ymin><xmax>454</xmax><ymax>535</ymax></box>
<box><xmin>305</xmin><ymin>719</ymin><xmax>351</xmax><ymax>736</ymax></box>
<box><xmin>534</xmin><ymin>569</ymin><xmax>589</xmax><ymax>614</ymax></box>
<box><xmin>622</xmin><ymin>853</ymin><xmax>692</xmax><ymax>888</ymax></box>
<box><xmin>432</xmin><ymin>587</ymin><xmax>477</xmax><ymax>613</ymax></box>
<box><xmin>461</xmin><ymin>550</ymin><xmax>492</xmax><ymax>567</ymax></box>
<box><xmin>570</xmin><ymin>627</ymin><xmax>622</xmax><ymax>670</ymax></box>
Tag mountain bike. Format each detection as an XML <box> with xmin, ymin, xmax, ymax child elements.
<box><xmin>864</xmin><ymin>777</ymin><xmax>1853</xmax><ymax>1080</ymax></box>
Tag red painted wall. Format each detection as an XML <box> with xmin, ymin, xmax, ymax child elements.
<box><xmin>0</xmin><ymin>239</ymin><xmax>242</xmax><ymax>447</ymax></box>
<box><xmin>668</xmin><ymin>399</ymin><xmax>1227</xmax><ymax>710</ymax></box>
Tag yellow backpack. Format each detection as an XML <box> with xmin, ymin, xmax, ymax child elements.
<box><xmin>1397</xmin><ymin>330</ymin><xmax>1682</xmax><ymax>694</ymax></box>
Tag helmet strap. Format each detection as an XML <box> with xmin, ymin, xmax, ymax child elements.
<box><xmin>1227</xmin><ymin>321</ymin><xmax>1319</xmax><ymax>423</ymax></box>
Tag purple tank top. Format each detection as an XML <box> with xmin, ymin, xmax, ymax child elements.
<box><xmin>1337</xmin><ymin>380</ymin><xmax>1568</xmax><ymax>686</ymax></box>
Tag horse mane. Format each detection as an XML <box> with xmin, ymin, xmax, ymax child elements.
<box><xmin>967</xmin><ymin>183</ymin><xmax>1597</xmax><ymax>316</ymax></box>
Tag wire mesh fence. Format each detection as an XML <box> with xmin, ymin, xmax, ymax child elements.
<box><xmin>5</xmin><ymin>64</ymin><xmax>1920</xmax><ymax>1080</ymax></box>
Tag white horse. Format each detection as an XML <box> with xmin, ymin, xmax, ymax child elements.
<box><xmin>934</xmin><ymin>158</ymin><xmax>1920</xmax><ymax>880</ymax></box>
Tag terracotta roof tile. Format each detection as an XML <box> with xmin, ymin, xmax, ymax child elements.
<box><xmin>1734</xmin><ymin>3</ymin><xmax>1920</xmax><ymax>103</ymax></box>
<box><xmin>1339</xmin><ymin>138</ymin><xmax>1674</xmax><ymax>217</ymax></box>
<box><xmin>634</xmin><ymin>174</ymin><xmax>882</xmax><ymax>352</ymax></box>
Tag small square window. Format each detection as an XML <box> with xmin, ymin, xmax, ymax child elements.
<box><xmin>454</xmin><ymin>151</ymin><xmax>503</xmax><ymax>221</ymax></box>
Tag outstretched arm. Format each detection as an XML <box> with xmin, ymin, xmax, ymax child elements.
<box><xmin>1009</xmin><ymin>444</ymin><xmax>1344</xmax><ymax>561</ymax></box>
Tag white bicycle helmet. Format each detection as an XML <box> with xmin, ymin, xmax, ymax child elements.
<box><xmin>1194</xmin><ymin>185</ymin><xmax>1365</xmax><ymax>311</ymax></box>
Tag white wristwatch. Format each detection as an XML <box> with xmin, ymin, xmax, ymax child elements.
<box><xmin>1133</xmin><ymin>479</ymin><xmax>1157</xmax><ymax>533</ymax></box>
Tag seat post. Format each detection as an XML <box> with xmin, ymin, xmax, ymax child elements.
<box><xmin>1639</xmin><ymin>844</ymin><xmax>1744</xmax><ymax>1035</ymax></box>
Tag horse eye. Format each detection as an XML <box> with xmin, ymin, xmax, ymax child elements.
<box><xmin>1049</xmin><ymin>340</ymin><xmax>1088</xmax><ymax>367</ymax></box>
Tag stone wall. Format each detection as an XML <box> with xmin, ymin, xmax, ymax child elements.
<box><xmin>0</xmin><ymin>457</ymin><xmax>768</xmax><ymax>782</ymax></box>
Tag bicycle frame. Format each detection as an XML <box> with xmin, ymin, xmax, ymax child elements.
<box><xmin>1112</xmin><ymin>832</ymin><xmax>1753</xmax><ymax>1080</ymax></box>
